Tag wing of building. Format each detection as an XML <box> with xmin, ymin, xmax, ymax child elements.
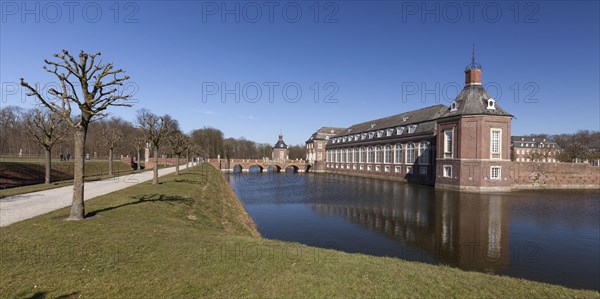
<box><xmin>307</xmin><ymin>55</ymin><xmax>515</xmax><ymax>192</ymax></box>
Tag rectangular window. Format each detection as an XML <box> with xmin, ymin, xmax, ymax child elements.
<box><xmin>360</xmin><ymin>164</ymin><xmax>364</xmax><ymax>171</ymax></box>
<box><xmin>490</xmin><ymin>166</ymin><xmax>501</xmax><ymax>180</ymax></box>
<box><xmin>443</xmin><ymin>165</ymin><xmax>452</xmax><ymax>178</ymax></box>
<box><xmin>384</xmin><ymin>165</ymin><xmax>390</xmax><ymax>173</ymax></box>
<box><xmin>491</xmin><ymin>129</ymin><xmax>502</xmax><ymax>159</ymax></box>
<box><xmin>375</xmin><ymin>165</ymin><xmax>381</xmax><ymax>172</ymax></box>
<box><xmin>395</xmin><ymin>166</ymin><xmax>401</xmax><ymax>173</ymax></box>
<box><xmin>367</xmin><ymin>165</ymin><xmax>372</xmax><ymax>171</ymax></box>
<box><xmin>318</xmin><ymin>143</ymin><xmax>323</xmax><ymax>150</ymax></box>
<box><xmin>444</xmin><ymin>130</ymin><xmax>453</xmax><ymax>158</ymax></box>
<box><xmin>317</xmin><ymin>152</ymin><xmax>322</xmax><ymax>160</ymax></box>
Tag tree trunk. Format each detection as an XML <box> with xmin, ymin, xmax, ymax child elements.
<box><xmin>136</xmin><ymin>148</ymin><xmax>141</xmax><ymax>171</ymax></box>
<box><xmin>176</xmin><ymin>155</ymin><xmax>180</xmax><ymax>175</ymax></box>
<box><xmin>153</xmin><ymin>145</ymin><xmax>159</xmax><ymax>184</ymax></box>
<box><xmin>68</xmin><ymin>127</ymin><xmax>86</xmax><ymax>220</ymax></box>
<box><xmin>44</xmin><ymin>147</ymin><xmax>51</xmax><ymax>184</ymax></box>
<box><xmin>108</xmin><ymin>147</ymin><xmax>114</xmax><ymax>176</ymax></box>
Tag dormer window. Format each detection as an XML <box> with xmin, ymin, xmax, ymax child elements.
<box><xmin>354</xmin><ymin>134</ymin><xmax>360</xmax><ymax>140</ymax></box>
<box><xmin>348</xmin><ymin>136</ymin><xmax>353</xmax><ymax>142</ymax></box>
<box><xmin>396</xmin><ymin>127</ymin><xmax>405</xmax><ymax>135</ymax></box>
<box><xmin>376</xmin><ymin>130</ymin><xmax>384</xmax><ymax>138</ymax></box>
<box><xmin>370</xmin><ymin>124</ymin><xmax>376</xmax><ymax>129</ymax></box>
<box><xmin>342</xmin><ymin>136</ymin><xmax>347</xmax><ymax>142</ymax></box>
<box><xmin>450</xmin><ymin>101</ymin><xmax>458</xmax><ymax>111</ymax></box>
<box><xmin>407</xmin><ymin>125</ymin><xmax>417</xmax><ymax>134</ymax></box>
<box><xmin>386</xmin><ymin>128</ymin><xmax>394</xmax><ymax>137</ymax></box>
<box><xmin>402</xmin><ymin>116</ymin><xmax>410</xmax><ymax>122</ymax></box>
<box><xmin>361</xmin><ymin>133</ymin><xmax>367</xmax><ymax>140</ymax></box>
<box><xmin>368</xmin><ymin>132</ymin><xmax>375</xmax><ymax>139</ymax></box>
<box><xmin>487</xmin><ymin>98</ymin><xmax>496</xmax><ymax>110</ymax></box>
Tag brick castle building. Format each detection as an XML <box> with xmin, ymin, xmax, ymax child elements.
<box><xmin>311</xmin><ymin>55</ymin><xmax>515</xmax><ymax>192</ymax></box>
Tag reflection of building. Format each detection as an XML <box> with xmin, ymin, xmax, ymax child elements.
<box><xmin>311</xmin><ymin>189</ymin><xmax>510</xmax><ymax>273</ymax></box>
<box><xmin>305</xmin><ymin>127</ymin><xmax>344</xmax><ymax>163</ymax></box>
<box><xmin>316</xmin><ymin>53</ymin><xmax>514</xmax><ymax>191</ymax></box>
<box><xmin>511</xmin><ymin>136</ymin><xmax>561</xmax><ymax>163</ymax></box>
<box><xmin>272</xmin><ymin>133</ymin><xmax>289</xmax><ymax>162</ymax></box>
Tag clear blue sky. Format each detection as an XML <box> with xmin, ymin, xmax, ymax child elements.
<box><xmin>1</xmin><ymin>1</ymin><xmax>598</xmax><ymax>146</ymax></box>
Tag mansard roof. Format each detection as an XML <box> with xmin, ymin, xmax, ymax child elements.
<box><xmin>306</xmin><ymin>127</ymin><xmax>345</xmax><ymax>143</ymax></box>
<box><xmin>273</xmin><ymin>139</ymin><xmax>287</xmax><ymax>149</ymax></box>
<box><xmin>511</xmin><ymin>136</ymin><xmax>560</xmax><ymax>148</ymax></box>
<box><xmin>340</xmin><ymin>104</ymin><xmax>447</xmax><ymax>135</ymax></box>
<box><xmin>440</xmin><ymin>85</ymin><xmax>513</xmax><ymax>119</ymax></box>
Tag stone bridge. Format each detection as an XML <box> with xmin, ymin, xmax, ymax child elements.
<box><xmin>206</xmin><ymin>158</ymin><xmax>313</xmax><ymax>173</ymax></box>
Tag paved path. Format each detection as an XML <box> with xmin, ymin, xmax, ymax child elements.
<box><xmin>0</xmin><ymin>164</ymin><xmax>193</xmax><ymax>227</ymax></box>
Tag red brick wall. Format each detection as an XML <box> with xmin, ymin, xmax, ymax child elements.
<box><xmin>511</xmin><ymin>162</ymin><xmax>600</xmax><ymax>189</ymax></box>
<box><xmin>146</xmin><ymin>157</ymin><xmax>187</xmax><ymax>168</ymax></box>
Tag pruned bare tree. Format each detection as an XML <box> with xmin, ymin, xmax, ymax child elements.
<box><xmin>136</xmin><ymin>109</ymin><xmax>175</xmax><ymax>184</ymax></box>
<box><xmin>168</xmin><ymin>131</ymin><xmax>191</xmax><ymax>175</ymax></box>
<box><xmin>20</xmin><ymin>50</ymin><xmax>132</xmax><ymax>220</ymax></box>
<box><xmin>24</xmin><ymin>109</ymin><xmax>70</xmax><ymax>184</ymax></box>
<box><xmin>100</xmin><ymin>125</ymin><xmax>123</xmax><ymax>176</ymax></box>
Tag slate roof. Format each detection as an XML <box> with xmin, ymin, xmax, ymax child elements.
<box><xmin>439</xmin><ymin>85</ymin><xmax>513</xmax><ymax>118</ymax></box>
<box><xmin>306</xmin><ymin>127</ymin><xmax>345</xmax><ymax>143</ymax></box>
<box><xmin>511</xmin><ymin>136</ymin><xmax>560</xmax><ymax>148</ymax></box>
<box><xmin>339</xmin><ymin>104</ymin><xmax>447</xmax><ymax>135</ymax></box>
<box><xmin>273</xmin><ymin>139</ymin><xmax>287</xmax><ymax>149</ymax></box>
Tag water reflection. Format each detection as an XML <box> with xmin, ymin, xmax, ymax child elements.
<box><xmin>228</xmin><ymin>173</ymin><xmax>599</xmax><ymax>291</ymax></box>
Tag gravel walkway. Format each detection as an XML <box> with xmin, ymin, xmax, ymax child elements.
<box><xmin>0</xmin><ymin>164</ymin><xmax>192</xmax><ymax>227</ymax></box>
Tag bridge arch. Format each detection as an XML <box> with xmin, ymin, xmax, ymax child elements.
<box><xmin>285</xmin><ymin>165</ymin><xmax>300</xmax><ymax>173</ymax></box>
<box><xmin>233</xmin><ymin>164</ymin><xmax>243</xmax><ymax>173</ymax></box>
<box><xmin>248</xmin><ymin>165</ymin><xmax>264</xmax><ymax>173</ymax></box>
<box><xmin>267</xmin><ymin>165</ymin><xmax>282</xmax><ymax>173</ymax></box>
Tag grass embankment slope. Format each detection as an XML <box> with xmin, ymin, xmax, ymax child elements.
<box><xmin>1</xmin><ymin>165</ymin><xmax>598</xmax><ymax>298</ymax></box>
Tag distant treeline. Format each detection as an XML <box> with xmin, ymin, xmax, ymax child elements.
<box><xmin>526</xmin><ymin>130</ymin><xmax>600</xmax><ymax>162</ymax></box>
<box><xmin>0</xmin><ymin>106</ymin><xmax>305</xmax><ymax>160</ymax></box>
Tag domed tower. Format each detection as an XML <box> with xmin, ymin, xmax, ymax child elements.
<box><xmin>435</xmin><ymin>49</ymin><xmax>513</xmax><ymax>192</ymax></box>
<box><xmin>272</xmin><ymin>132</ymin><xmax>289</xmax><ymax>162</ymax></box>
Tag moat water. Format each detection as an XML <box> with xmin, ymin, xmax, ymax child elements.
<box><xmin>227</xmin><ymin>172</ymin><xmax>600</xmax><ymax>291</ymax></box>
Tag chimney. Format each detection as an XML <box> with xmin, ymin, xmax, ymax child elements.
<box><xmin>465</xmin><ymin>45</ymin><xmax>482</xmax><ymax>85</ymax></box>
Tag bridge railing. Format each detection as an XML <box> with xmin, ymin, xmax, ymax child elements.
<box><xmin>206</xmin><ymin>158</ymin><xmax>307</xmax><ymax>164</ymax></box>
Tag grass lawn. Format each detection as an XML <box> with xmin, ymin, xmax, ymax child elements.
<box><xmin>0</xmin><ymin>164</ymin><xmax>598</xmax><ymax>298</ymax></box>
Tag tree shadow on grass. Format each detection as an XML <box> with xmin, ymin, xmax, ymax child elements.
<box><xmin>20</xmin><ymin>291</ymin><xmax>79</xmax><ymax>299</ymax></box>
<box><xmin>86</xmin><ymin>193</ymin><xmax>193</xmax><ymax>217</ymax></box>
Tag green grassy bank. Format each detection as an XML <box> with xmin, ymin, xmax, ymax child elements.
<box><xmin>0</xmin><ymin>165</ymin><xmax>598</xmax><ymax>298</ymax></box>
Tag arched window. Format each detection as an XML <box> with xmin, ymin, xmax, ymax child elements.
<box><xmin>360</xmin><ymin>146</ymin><xmax>365</xmax><ymax>163</ymax></box>
<box><xmin>375</xmin><ymin>145</ymin><xmax>382</xmax><ymax>163</ymax></box>
<box><xmin>342</xmin><ymin>148</ymin><xmax>346</xmax><ymax>163</ymax></box>
<box><xmin>394</xmin><ymin>144</ymin><xmax>402</xmax><ymax>164</ymax></box>
<box><xmin>406</xmin><ymin>142</ymin><xmax>415</xmax><ymax>164</ymax></box>
<box><xmin>384</xmin><ymin>144</ymin><xmax>392</xmax><ymax>163</ymax></box>
<box><xmin>367</xmin><ymin>146</ymin><xmax>373</xmax><ymax>163</ymax></box>
<box><xmin>336</xmin><ymin>149</ymin><xmax>340</xmax><ymax>163</ymax></box>
<box><xmin>419</xmin><ymin>141</ymin><xmax>430</xmax><ymax>165</ymax></box>
<box><xmin>354</xmin><ymin>147</ymin><xmax>359</xmax><ymax>163</ymax></box>
<box><xmin>326</xmin><ymin>150</ymin><xmax>330</xmax><ymax>162</ymax></box>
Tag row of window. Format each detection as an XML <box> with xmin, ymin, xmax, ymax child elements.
<box><xmin>325</xmin><ymin>142</ymin><xmax>430</xmax><ymax>165</ymax></box>
<box><xmin>326</xmin><ymin>163</ymin><xmax>427</xmax><ymax>175</ymax></box>
<box><xmin>515</xmin><ymin>143</ymin><xmax>557</xmax><ymax>148</ymax></box>
<box><xmin>442</xmin><ymin>128</ymin><xmax>503</xmax><ymax>159</ymax></box>
<box><xmin>331</xmin><ymin>125</ymin><xmax>418</xmax><ymax>144</ymax></box>
<box><xmin>442</xmin><ymin>165</ymin><xmax>502</xmax><ymax>180</ymax></box>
